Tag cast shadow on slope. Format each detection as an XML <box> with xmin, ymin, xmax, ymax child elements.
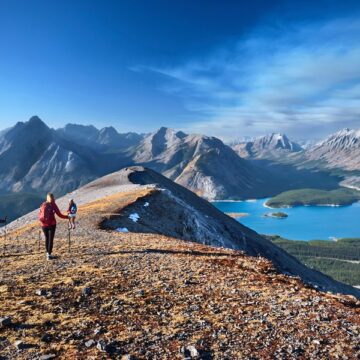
<box><xmin>98</xmin><ymin>248</ymin><xmax>246</xmax><ymax>259</ymax></box>
<box><xmin>249</xmin><ymin>159</ymin><xmax>343</xmax><ymax>191</ymax></box>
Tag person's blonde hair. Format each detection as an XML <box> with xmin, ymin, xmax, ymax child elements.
<box><xmin>46</xmin><ymin>193</ymin><xmax>55</xmax><ymax>203</ymax></box>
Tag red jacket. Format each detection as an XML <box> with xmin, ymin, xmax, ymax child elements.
<box><xmin>40</xmin><ymin>201</ymin><xmax>68</xmax><ymax>227</ymax></box>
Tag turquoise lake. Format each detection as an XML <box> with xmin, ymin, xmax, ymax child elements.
<box><xmin>212</xmin><ymin>199</ymin><xmax>360</xmax><ymax>241</ymax></box>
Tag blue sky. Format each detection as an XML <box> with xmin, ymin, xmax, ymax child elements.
<box><xmin>1</xmin><ymin>0</ymin><xmax>360</xmax><ymax>140</ymax></box>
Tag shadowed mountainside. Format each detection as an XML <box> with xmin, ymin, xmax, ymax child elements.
<box><xmin>0</xmin><ymin>193</ymin><xmax>43</xmax><ymax>225</ymax></box>
<box><xmin>0</xmin><ymin>117</ymin><xmax>131</xmax><ymax>195</ymax></box>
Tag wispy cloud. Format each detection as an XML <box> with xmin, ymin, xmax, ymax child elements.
<box><xmin>134</xmin><ymin>17</ymin><xmax>360</xmax><ymax>139</ymax></box>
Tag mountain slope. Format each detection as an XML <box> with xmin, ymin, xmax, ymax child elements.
<box><xmin>57</xmin><ymin>123</ymin><xmax>144</xmax><ymax>151</ymax></box>
<box><xmin>128</xmin><ymin>128</ymin><xmax>288</xmax><ymax>199</ymax></box>
<box><xmin>0</xmin><ymin>192</ymin><xmax>43</xmax><ymax>224</ymax></box>
<box><xmin>1</xmin><ymin>167</ymin><xmax>359</xmax><ymax>359</ymax></box>
<box><xmin>232</xmin><ymin>133</ymin><xmax>302</xmax><ymax>159</ymax></box>
<box><xmin>0</xmin><ymin>117</ymin><xmax>130</xmax><ymax>195</ymax></box>
<box><xmin>302</xmin><ymin>128</ymin><xmax>360</xmax><ymax>171</ymax></box>
<box><xmin>272</xmin><ymin>128</ymin><xmax>360</xmax><ymax>190</ymax></box>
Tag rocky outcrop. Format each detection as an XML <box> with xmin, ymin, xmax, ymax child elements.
<box><xmin>7</xmin><ymin>166</ymin><xmax>360</xmax><ymax>297</ymax></box>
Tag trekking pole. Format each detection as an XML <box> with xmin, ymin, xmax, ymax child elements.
<box><xmin>3</xmin><ymin>217</ymin><xmax>7</xmax><ymax>256</ymax></box>
<box><xmin>68</xmin><ymin>227</ymin><xmax>71</xmax><ymax>253</ymax></box>
<box><xmin>16</xmin><ymin>234</ymin><xmax>19</xmax><ymax>253</ymax></box>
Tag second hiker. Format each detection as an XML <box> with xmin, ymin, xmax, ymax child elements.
<box><xmin>67</xmin><ymin>199</ymin><xmax>77</xmax><ymax>230</ymax></box>
<box><xmin>38</xmin><ymin>193</ymin><xmax>69</xmax><ymax>260</ymax></box>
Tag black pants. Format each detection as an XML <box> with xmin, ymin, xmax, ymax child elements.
<box><xmin>42</xmin><ymin>225</ymin><xmax>56</xmax><ymax>255</ymax></box>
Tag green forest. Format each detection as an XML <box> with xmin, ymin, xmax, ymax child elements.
<box><xmin>268</xmin><ymin>235</ymin><xmax>360</xmax><ymax>286</ymax></box>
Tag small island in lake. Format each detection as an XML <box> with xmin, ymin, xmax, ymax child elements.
<box><xmin>264</xmin><ymin>212</ymin><xmax>288</xmax><ymax>218</ymax></box>
<box><xmin>225</xmin><ymin>212</ymin><xmax>249</xmax><ymax>218</ymax></box>
<box><xmin>266</xmin><ymin>188</ymin><xmax>360</xmax><ymax>208</ymax></box>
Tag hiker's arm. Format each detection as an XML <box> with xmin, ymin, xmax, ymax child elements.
<box><xmin>53</xmin><ymin>204</ymin><xmax>69</xmax><ymax>219</ymax></box>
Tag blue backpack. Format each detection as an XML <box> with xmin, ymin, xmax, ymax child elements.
<box><xmin>70</xmin><ymin>204</ymin><xmax>77</xmax><ymax>214</ymax></box>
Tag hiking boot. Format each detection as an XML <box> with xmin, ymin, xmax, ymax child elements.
<box><xmin>46</xmin><ymin>253</ymin><xmax>50</xmax><ymax>261</ymax></box>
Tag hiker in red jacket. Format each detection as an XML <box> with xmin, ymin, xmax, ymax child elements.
<box><xmin>38</xmin><ymin>193</ymin><xmax>68</xmax><ymax>260</ymax></box>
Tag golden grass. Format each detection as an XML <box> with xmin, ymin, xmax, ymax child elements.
<box><xmin>79</xmin><ymin>188</ymin><xmax>155</xmax><ymax>215</ymax></box>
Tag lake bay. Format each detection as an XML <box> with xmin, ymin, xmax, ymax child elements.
<box><xmin>213</xmin><ymin>199</ymin><xmax>360</xmax><ymax>241</ymax></box>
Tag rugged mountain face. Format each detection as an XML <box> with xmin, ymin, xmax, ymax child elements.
<box><xmin>0</xmin><ymin>117</ymin><xmax>346</xmax><ymax>204</ymax></box>
<box><xmin>0</xmin><ymin>117</ymin><xmax>128</xmax><ymax>195</ymax></box>
<box><xmin>302</xmin><ymin>128</ymin><xmax>360</xmax><ymax>171</ymax></box>
<box><xmin>57</xmin><ymin>123</ymin><xmax>144</xmax><ymax>151</ymax></box>
<box><xmin>128</xmin><ymin>127</ymin><xmax>290</xmax><ymax>199</ymax></box>
<box><xmin>3</xmin><ymin>120</ymin><xmax>276</xmax><ymax>200</ymax></box>
<box><xmin>272</xmin><ymin>128</ymin><xmax>360</xmax><ymax>190</ymax></box>
<box><xmin>232</xmin><ymin>133</ymin><xmax>302</xmax><ymax>159</ymax></box>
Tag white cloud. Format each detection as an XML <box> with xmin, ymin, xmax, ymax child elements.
<box><xmin>137</xmin><ymin>17</ymin><xmax>360</xmax><ymax>140</ymax></box>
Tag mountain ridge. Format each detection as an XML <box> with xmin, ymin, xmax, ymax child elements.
<box><xmin>8</xmin><ymin>166</ymin><xmax>360</xmax><ymax>299</ymax></box>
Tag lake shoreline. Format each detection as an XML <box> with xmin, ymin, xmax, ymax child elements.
<box><xmin>213</xmin><ymin>199</ymin><xmax>355</xmax><ymax>209</ymax></box>
<box><xmin>213</xmin><ymin>198</ymin><xmax>360</xmax><ymax>241</ymax></box>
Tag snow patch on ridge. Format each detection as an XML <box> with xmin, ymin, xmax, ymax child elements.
<box><xmin>129</xmin><ymin>213</ymin><xmax>140</xmax><ymax>222</ymax></box>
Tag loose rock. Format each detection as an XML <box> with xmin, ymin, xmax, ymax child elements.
<box><xmin>180</xmin><ymin>345</ymin><xmax>199</xmax><ymax>358</ymax></box>
<box><xmin>85</xmin><ymin>339</ymin><xmax>96</xmax><ymax>348</ymax></box>
<box><xmin>82</xmin><ymin>287</ymin><xmax>92</xmax><ymax>296</ymax></box>
<box><xmin>35</xmin><ymin>289</ymin><xmax>46</xmax><ymax>296</ymax></box>
<box><xmin>97</xmin><ymin>340</ymin><xmax>107</xmax><ymax>352</ymax></box>
<box><xmin>39</xmin><ymin>354</ymin><xmax>56</xmax><ymax>360</ymax></box>
<box><xmin>0</xmin><ymin>317</ymin><xmax>12</xmax><ymax>329</ymax></box>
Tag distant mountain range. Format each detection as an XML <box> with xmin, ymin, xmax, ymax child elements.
<box><xmin>0</xmin><ymin>117</ymin><xmax>131</xmax><ymax>195</ymax></box>
<box><xmin>232</xmin><ymin>129</ymin><xmax>360</xmax><ymax>191</ymax></box>
<box><xmin>0</xmin><ymin>116</ymin><xmax>357</xmax><ymax>205</ymax></box>
<box><xmin>232</xmin><ymin>133</ymin><xmax>302</xmax><ymax>159</ymax></box>
<box><xmin>127</xmin><ymin>127</ymin><xmax>275</xmax><ymax>199</ymax></box>
<box><xmin>297</xmin><ymin>128</ymin><xmax>360</xmax><ymax>171</ymax></box>
<box><xmin>57</xmin><ymin>123</ymin><xmax>144</xmax><ymax>151</ymax></box>
<box><xmin>232</xmin><ymin>129</ymin><xmax>360</xmax><ymax>171</ymax></box>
